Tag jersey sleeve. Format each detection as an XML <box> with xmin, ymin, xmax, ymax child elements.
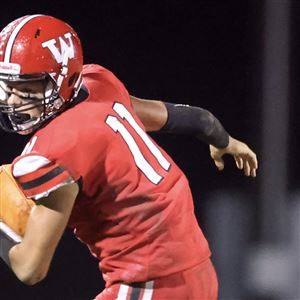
<box><xmin>83</xmin><ymin>64</ymin><xmax>132</xmax><ymax>107</ymax></box>
<box><xmin>11</xmin><ymin>105</ymin><xmax>108</xmax><ymax>202</ymax></box>
<box><xmin>12</xmin><ymin>153</ymin><xmax>76</xmax><ymax>200</ymax></box>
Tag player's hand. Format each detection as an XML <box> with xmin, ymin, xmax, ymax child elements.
<box><xmin>209</xmin><ymin>136</ymin><xmax>258</xmax><ymax>177</ymax></box>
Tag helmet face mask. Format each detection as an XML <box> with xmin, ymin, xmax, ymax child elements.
<box><xmin>0</xmin><ymin>76</ymin><xmax>61</xmax><ymax>133</ymax></box>
<box><xmin>0</xmin><ymin>14</ymin><xmax>83</xmax><ymax>134</ymax></box>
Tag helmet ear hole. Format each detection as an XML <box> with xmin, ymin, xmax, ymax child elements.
<box><xmin>34</xmin><ymin>28</ymin><xmax>41</xmax><ymax>38</ymax></box>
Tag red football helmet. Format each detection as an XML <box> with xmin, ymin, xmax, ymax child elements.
<box><xmin>0</xmin><ymin>14</ymin><xmax>83</xmax><ymax>133</ymax></box>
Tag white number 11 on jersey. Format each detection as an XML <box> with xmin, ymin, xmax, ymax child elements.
<box><xmin>106</xmin><ymin>102</ymin><xmax>171</xmax><ymax>184</ymax></box>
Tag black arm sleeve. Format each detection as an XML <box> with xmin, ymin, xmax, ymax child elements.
<box><xmin>160</xmin><ymin>103</ymin><xmax>229</xmax><ymax>148</ymax></box>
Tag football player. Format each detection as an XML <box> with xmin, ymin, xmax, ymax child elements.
<box><xmin>0</xmin><ymin>15</ymin><xmax>257</xmax><ymax>300</ymax></box>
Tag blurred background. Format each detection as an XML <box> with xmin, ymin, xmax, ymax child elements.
<box><xmin>0</xmin><ymin>0</ymin><xmax>299</xmax><ymax>299</ymax></box>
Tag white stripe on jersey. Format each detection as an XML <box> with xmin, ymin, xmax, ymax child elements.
<box><xmin>13</xmin><ymin>155</ymin><xmax>51</xmax><ymax>177</ymax></box>
<box><xmin>21</xmin><ymin>136</ymin><xmax>38</xmax><ymax>155</ymax></box>
<box><xmin>115</xmin><ymin>281</ymin><xmax>154</xmax><ymax>300</ymax></box>
<box><xmin>32</xmin><ymin>178</ymin><xmax>75</xmax><ymax>200</ymax></box>
<box><xmin>116</xmin><ymin>284</ymin><xmax>130</xmax><ymax>300</ymax></box>
<box><xmin>142</xmin><ymin>281</ymin><xmax>154</xmax><ymax>300</ymax></box>
<box><xmin>4</xmin><ymin>15</ymin><xmax>42</xmax><ymax>63</ymax></box>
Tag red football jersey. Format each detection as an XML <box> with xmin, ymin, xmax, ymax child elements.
<box><xmin>12</xmin><ymin>64</ymin><xmax>211</xmax><ymax>286</ymax></box>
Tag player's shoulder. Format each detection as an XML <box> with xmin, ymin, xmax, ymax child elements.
<box><xmin>10</xmin><ymin>117</ymin><xmax>109</xmax><ymax>199</ymax></box>
<box><xmin>82</xmin><ymin>63</ymin><xmax>130</xmax><ymax>104</ymax></box>
<box><xmin>83</xmin><ymin>63</ymin><xmax>110</xmax><ymax>74</ymax></box>
<box><xmin>13</xmin><ymin>126</ymin><xmax>78</xmax><ymax>171</ymax></box>
<box><xmin>39</xmin><ymin>107</ymin><xmax>110</xmax><ymax>155</ymax></box>
<box><xmin>82</xmin><ymin>64</ymin><xmax>120</xmax><ymax>83</ymax></box>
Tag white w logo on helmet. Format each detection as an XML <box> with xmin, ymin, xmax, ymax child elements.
<box><xmin>42</xmin><ymin>32</ymin><xmax>75</xmax><ymax>64</ymax></box>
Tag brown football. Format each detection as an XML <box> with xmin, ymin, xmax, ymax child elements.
<box><xmin>0</xmin><ymin>165</ymin><xmax>35</xmax><ymax>236</ymax></box>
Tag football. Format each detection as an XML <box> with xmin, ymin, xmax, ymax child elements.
<box><xmin>0</xmin><ymin>164</ymin><xmax>35</xmax><ymax>237</ymax></box>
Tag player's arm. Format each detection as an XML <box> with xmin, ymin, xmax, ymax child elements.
<box><xmin>130</xmin><ymin>95</ymin><xmax>229</xmax><ymax>147</ymax></box>
<box><xmin>130</xmin><ymin>95</ymin><xmax>258</xmax><ymax>177</ymax></box>
<box><xmin>130</xmin><ymin>96</ymin><xmax>168</xmax><ymax>131</ymax></box>
<box><xmin>8</xmin><ymin>182</ymin><xmax>78</xmax><ymax>285</ymax></box>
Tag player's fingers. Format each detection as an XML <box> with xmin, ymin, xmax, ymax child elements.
<box><xmin>252</xmin><ymin>154</ymin><xmax>258</xmax><ymax>170</ymax></box>
<box><xmin>250</xmin><ymin>166</ymin><xmax>257</xmax><ymax>177</ymax></box>
<box><xmin>214</xmin><ymin>158</ymin><xmax>224</xmax><ymax>171</ymax></box>
<box><xmin>243</xmin><ymin>160</ymin><xmax>251</xmax><ymax>176</ymax></box>
<box><xmin>246</xmin><ymin>150</ymin><xmax>258</xmax><ymax>169</ymax></box>
<box><xmin>234</xmin><ymin>156</ymin><xmax>243</xmax><ymax>169</ymax></box>
<box><xmin>243</xmin><ymin>151</ymin><xmax>258</xmax><ymax>177</ymax></box>
<box><xmin>248</xmin><ymin>155</ymin><xmax>257</xmax><ymax>177</ymax></box>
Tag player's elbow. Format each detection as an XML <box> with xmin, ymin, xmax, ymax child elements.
<box><xmin>10</xmin><ymin>250</ymin><xmax>49</xmax><ymax>285</ymax></box>
<box><xmin>20</xmin><ymin>273</ymin><xmax>46</xmax><ymax>286</ymax></box>
<box><xmin>16</xmin><ymin>268</ymin><xmax>48</xmax><ymax>285</ymax></box>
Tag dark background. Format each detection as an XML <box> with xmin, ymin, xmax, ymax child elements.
<box><xmin>0</xmin><ymin>1</ymin><xmax>298</xmax><ymax>299</ymax></box>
